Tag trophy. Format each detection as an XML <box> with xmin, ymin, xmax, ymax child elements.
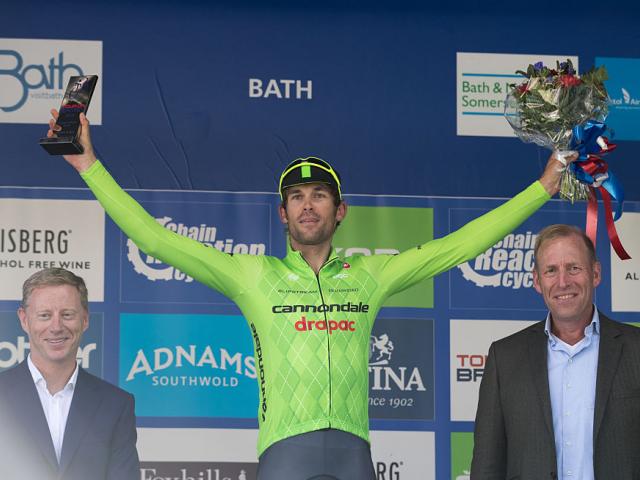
<box><xmin>39</xmin><ymin>75</ymin><xmax>98</xmax><ymax>155</ymax></box>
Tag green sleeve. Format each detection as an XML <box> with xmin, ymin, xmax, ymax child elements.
<box><xmin>378</xmin><ymin>181</ymin><xmax>550</xmax><ymax>295</ymax></box>
<box><xmin>80</xmin><ymin>160</ymin><xmax>252</xmax><ymax>299</ymax></box>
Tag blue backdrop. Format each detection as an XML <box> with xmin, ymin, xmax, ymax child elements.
<box><xmin>1</xmin><ymin>1</ymin><xmax>639</xmax><ymax>478</ymax></box>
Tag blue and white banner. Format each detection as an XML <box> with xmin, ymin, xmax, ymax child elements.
<box><xmin>119</xmin><ymin>313</ymin><xmax>257</xmax><ymax>418</ymax></box>
<box><xmin>369</xmin><ymin>317</ymin><xmax>434</xmax><ymax>421</ymax></box>
<box><xmin>0</xmin><ymin>38</ymin><xmax>102</xmax><ymax>124</ymax></box>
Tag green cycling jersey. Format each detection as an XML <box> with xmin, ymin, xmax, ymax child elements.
<box><xmin>81</xmin><ymin>160</ymin><xmax>550</xmax><ymax>455</ymax></box>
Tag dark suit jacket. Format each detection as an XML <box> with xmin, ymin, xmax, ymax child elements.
<box><xmin>0</xmin><ymin>361</ymin><xmax>139</xmax><ymax>480</ymax></box>
<box><xmin>471</xmin><ymin>313</ymin><xmax>640</xmax><ymax>480</ymax></box>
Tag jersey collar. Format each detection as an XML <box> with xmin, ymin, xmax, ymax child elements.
<box><xmin>284</xmin><ymin>240</ymin><xmax>343</xmax><ymax>275</ymax></box>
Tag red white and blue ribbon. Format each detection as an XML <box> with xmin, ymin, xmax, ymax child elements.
<box><xmin>570</xmin><ymin>121</ymin><xmax>630</xmax><ymax>260</ymax></box>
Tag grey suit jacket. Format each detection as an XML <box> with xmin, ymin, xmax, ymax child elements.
<box><xmin>471</xmin><ymin>313</ymin><xmax>640</xmax><ymax>480</ymax></box>
<box><xmin>0</xmin><ymin>360</ymin><xmax>140</xmax><ymax>480</ymax></box>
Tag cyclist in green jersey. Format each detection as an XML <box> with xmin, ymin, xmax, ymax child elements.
<box><xmin>48</xmin><ymin>111</ymin><xmax>576</xmax><ymax>480</ymax></box>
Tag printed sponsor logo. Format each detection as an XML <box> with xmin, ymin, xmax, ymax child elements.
<box><xmin>125</xmin><ymin>345</ymin><xmax>255</xmax><ymax>385</ymax></box>
<box><xmin>454</xmin><ymin>353</ymin><xmax>487</xmax><ymax>383</ymax></box>
<box><xmin>249</xmin><ymin>323</ymin><xmax>266</xmax><ymax>422</ymax></box>
<box><xmin>333</xmin><ymin>205</ymin><xmax>434</xmax><ymax>308</ymax></box>
<box><xmin>451</xmin><ymin>432</ymin><xmax>474</xmax><ymax>480</ymax></box>
<box><xmin>140</xmin><ymin>462</ymin><xmax>255</xmax><ymax>480</ymax></box>
<box><xmin>120</xmin><ymin>314</ymin><xmax>257</xmax><ymax>418</ymax></box>
<box><xmin>128</xmin><ymin>216</ymin><xmax>266</xmax><ymax>283</ymax></box>
<box><xmin>0</xmin><ymin>38</ymin><xmax>102</xmax><ymax>124</ymax></box>
<box><xmin>369</xmin><ymin>332</ymin><xmax>426</xmax><ymax>393</ymax></box>
<box><xmin>456</xmin><ymin>231</ymin><xmax>537</xmax><ymax>290</ymax></box>
<box><xmin>596</xmin><ymin>57</ymin><xmax>640</xmax><ymax>140</ymax></box>
<box><xmin>368</xmin><ymin>318</ymin><xmax>434</xmax><ymax>420</ymax></box>
<box><xmin>456</xmin><ymin>52</ymin><xmax>578</xmax><ymax>137</ymax></box>
<box><xmin>0</xmin><ymin>199</ymin><xmax>105</xmax><ymax>301</ymax></box>
<box><xmin>374</xmin><ymin>461</ymin><xmax>404</xmax><ymax>480</ymax></box>
<box><xmin>294</xmin><ymin>317</ymin><xmax>356</xmax><ymax>334</ymax></box>
<box><xmin>248</xmin><ymin>78</ymin><xmax>312</xmax><ymax>99</ymax></box>
<box><xmin>273</xmin><ymin>303</ymin><xmax>369</xmax><ymax>334</ymax></box>
<box><xmin>370</xmin><ymin>431</ymin><xmax>435</xmax><ymax>480</ymax></box>
<box><xmin>610</xmin><ymin>212</ymin><xmax>640</xmax><ymax>312</ymax></box>
<box><xmin>610</xmin><ymin>87</ymin><xmax>640</xmax><ymax>108</ymax></box>
<box><xmin>272</xmin><ymin>301</ymin><xmax>369</xmax><ymax>313</ymax></box>
<box><xmin>0</xmin><ymin>228</ymin><xmax>70</xmax><ymax>254</ymax></box>
<box><xmin>0</xmin><ymin>311</ymin><xmax>104</xmax><ymax>376</ymax></box>
<box><xmin>450</xmin><ymin>319</ymin><xmax>535</xmax><ymax>421</ymax></box>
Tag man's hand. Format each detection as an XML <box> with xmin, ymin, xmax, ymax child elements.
<box><xmin>47</xmin><ymin>110</ymin><xmax>97</xmax><ymax>173</ymax></box>
<box><xmin>538</xmin><ymin>150</ymin><xmax>579</xmax><ymax>196</ymax></box>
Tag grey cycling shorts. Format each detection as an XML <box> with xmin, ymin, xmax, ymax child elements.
<box><xmin>257</xmin><ymin>428</ymin><xmax>376</xmax><ymax>480</ymax></box>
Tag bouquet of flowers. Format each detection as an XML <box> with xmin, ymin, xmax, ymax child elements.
<box><xmin>504</xmin><ymin>59</ymin><xmax>609</xmax><ymax>202</ymax></box>
<box><xmin>505</xmin><ymin>59</ymin><xmax>630</xmax><ymax>260</ymax></box>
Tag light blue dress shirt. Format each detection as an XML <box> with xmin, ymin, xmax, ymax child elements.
<box><xmin>544</xmin><ymin>307</ymin><xmax>600</xmax><ymax>480</ymax></box>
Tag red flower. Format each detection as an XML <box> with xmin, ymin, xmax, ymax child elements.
<box><xmin>560</xmin><ymin>75</ymin><xmax>582</xmax><ymax>87</ymax></box>
<box><xmin>517</xmin><ymin>83</ymin><xmax>529</xmax><ymax>94</ymax></box>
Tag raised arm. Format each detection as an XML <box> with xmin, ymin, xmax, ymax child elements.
<box><xmin>376</xmin><ymin>151</ymin><xmax>577</xmax><ymax>295</ymax></box>
<box><xmin>47</xmin><ymin>111</ymin><xmax>252</xmax><ymax>299</ymax></box>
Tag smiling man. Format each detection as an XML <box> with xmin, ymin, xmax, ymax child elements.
<box><xmin>472</xmin><ymin>224</ymin><xmax>640</xmax><ymax>480</ymax></box>
<box><xmin>49</xmin><ymin>111</ymin><xmax>573</xmax><ymax>479</ymax></box>
<box><xmin>0</xmin><ymin>268</ymin><xmax>139</xmax><ymax>480</ymax></box>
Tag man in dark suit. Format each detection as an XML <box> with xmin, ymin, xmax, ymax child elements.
<box><xmin>0</xmin><ymin>267</ymin><xmax>139</xmax><ymax>480</ymax></box>
<box><xmin>471</xmin><ymin>224</ymin><xmax>640</xmax><ymax>480</ymax></box>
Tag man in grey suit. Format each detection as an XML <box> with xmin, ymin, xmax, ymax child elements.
<box><xmin>471</xmin><ymin>224</ymin><xmax>640</xmax><ymax>480</ymax></box>
<box><xmin>0</xmin><ymin>268</ymin><xmax>140</xmax><ymax>480</ymax></box>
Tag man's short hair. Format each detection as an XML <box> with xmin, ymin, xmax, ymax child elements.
<box><xmin>533</xmin><ymin>224</ymin><xmax>597</xmax><ymax>270</ymax></box>
<box><xmin>21</xmin><ymin>268</ymin><xmax>89</xmax><ymax>311</ymax></box>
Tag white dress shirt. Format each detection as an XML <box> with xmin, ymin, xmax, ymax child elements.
<box><xmin>544</xmin><ymin>308</ymin><xmax>600</xmax><ymax>480</ymax></box>
<box><xmin>27</xmin><ymin>355</ymin><xmax>79</xmax><ymax>463</ymax></box>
